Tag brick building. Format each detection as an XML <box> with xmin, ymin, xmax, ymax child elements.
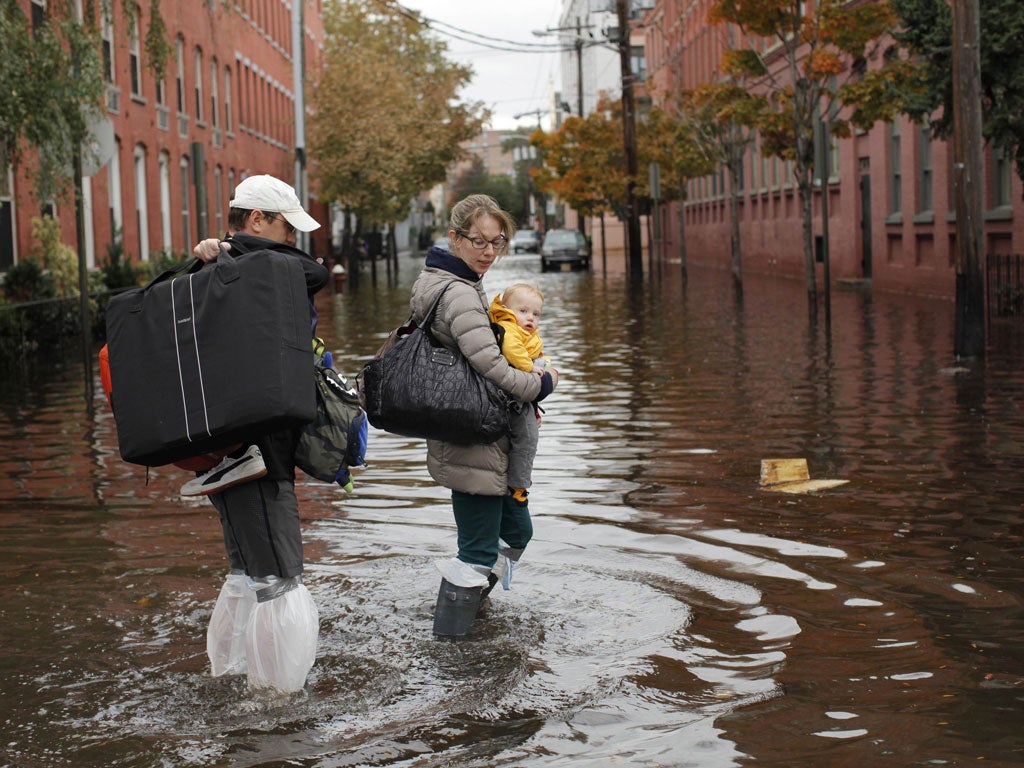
<box><xmin>640</xmin><ymin>0</ymin><xmax>1023</xmax><ymax>297</ymax></box>
<box><xmin>1</xmin><ymin>0</ymin><xmax>329</xmax><ymax>274</ymax></box>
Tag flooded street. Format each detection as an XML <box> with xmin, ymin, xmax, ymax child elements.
<box><xmin>1</xmin><ymin>254</ymin><xmax>1022</xmax><ymax>768</ymax></box>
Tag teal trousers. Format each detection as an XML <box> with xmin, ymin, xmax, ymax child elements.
<box><xmin>451</xmin><ymin>491</ymin><xmax>532</xmax><ymax>568</ymax></box>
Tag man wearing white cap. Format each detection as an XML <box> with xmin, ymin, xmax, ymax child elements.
<box><xmin>194</xmin><ymin>174</ymin><xmax>329</xmax><ymax>694</ymax></box>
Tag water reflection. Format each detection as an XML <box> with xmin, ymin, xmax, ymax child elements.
<box><xmin>1</xmin><ymin>256</ymin><xmax>1022</xmax><ymax>767</ymax></box>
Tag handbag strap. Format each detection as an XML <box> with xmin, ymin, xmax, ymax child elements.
<box><xmin>421</xmin><ymin>281</ymin><xmax>455</xmax><ymax>327</ymax></box>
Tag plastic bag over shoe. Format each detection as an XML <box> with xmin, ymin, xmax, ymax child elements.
<box><xmin>244</xmin><ymin>578</ymin><xmax>319</xmax><ymax>693</ymax></box>
<box><xmin>207</xmin><ymin>571</ymin><xmax>257</xmax><ymax>677</ymax></box>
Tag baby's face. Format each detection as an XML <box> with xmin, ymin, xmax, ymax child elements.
<box><xmin>510</xmin><ymin>294</ymin><xmax>543</xmax><ymax>334</ymax></box>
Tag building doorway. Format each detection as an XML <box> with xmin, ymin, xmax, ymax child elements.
<box><xmin>859</xmin><ymin>159</ymin><xmax>873</xmax><ymax>279</ymax></box>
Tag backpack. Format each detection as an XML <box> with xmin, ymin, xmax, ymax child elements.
<box><xmin>295</xmin><ymin>343</ymin><xmax>369</xmax><ymax>489</ymax></box>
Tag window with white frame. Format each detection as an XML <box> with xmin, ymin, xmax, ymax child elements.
<box><xmin>108</xmin><ymin>144</ymin><xmax>123</xmax><ymax>241</ymax></box>
<box><xmin>101</xmin><ymin>2</ymin><xmax>114</xmax><ymax>83</ymax></box>
<box><xmin>176</xmin><ymin>36</ymin><xmax>186</xmax><ymax>114</ymax></box>
<box><xmin>224</xmin><ymin>67</ymin><xmax>233</xmax><ymax>133</ymax></box>
<box><xmin>210</xmin><ymin>56</ymin><xmax>220</xmax><ymax>129</ymax></box>
<box><xmin>133</xmin><ymin>144</ymin><xmax>149</xmax><ymax>260</ymax></box>
<box><xmin>129</xmin><ymin>5</ymin><xmax>142</xmax><ymax>97</ymax></box>
<box><xmin>31</xmin><ymin>0</ymin><xmax>45</xmax><ymax>34</ymax></box>
<box><xmin>180</xmin><ymin>156</ymin><xmax>191</xmax><ymax>247</ymax></box>
<box><xmin>214</xmin><ymin>165</ymin><xmax>223</xmax><ymax>234</ymax></box>
<box><xmin>1</xmin><ymin>167</ymin><xmax>16</xmax><ymax>270</ymax></box>
<box><xmin>158</xmin><ymin>151</ymin><xmax>172</xmax><ymax>250</ymax></box>
<box><xmin>194</xmin><ymin>47</ymin><xmax>204</xmax><ymax>123</ymax></box>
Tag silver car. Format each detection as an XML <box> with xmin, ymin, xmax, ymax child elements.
<box><xmin>510</xmin><ymin>229</ymin><xmax>540</xmax><ymax>254</ymax></box>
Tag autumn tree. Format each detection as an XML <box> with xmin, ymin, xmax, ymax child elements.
<box><xmin>678</xmin><ymin>83</ymin><xmax>766</xmax><ymax>288</ymax></box>
<box><xmin>708</xmin><ymin>0</ymin><xmax>917</xmax><ymax>309</ymax></box>
<box><xmin>309</xmin><ymin>0</ymin><xmax>486</xmax><ymax>257</ymax></box>
<box><xmin>892</xmin><ymin>0</ymin><xmax>1024</xmax><ymax>189</ymax></box>
<box><xmin>639</xmin><ymin>101</ymin><xmax>718</xmax><ymax>279</ymax></box>
<box><xmin>531</xmin><ymin>97</ymin><xmax>628</xmax><ymax>260</ymax></box>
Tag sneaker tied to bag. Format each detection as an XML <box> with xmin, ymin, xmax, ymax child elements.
<box><xmin>180</xmin><ymin>444</ymin><xmax>267</xmax><ymax>496</ymax></box>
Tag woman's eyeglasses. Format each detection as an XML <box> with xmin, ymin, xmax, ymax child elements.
<box><xmin>263</xmin><ymin>212</ymin><xmax>295</xmax><ymax>234</ymax></box>
<box><xmin>457</xmin><ymin>231</ymin><xmax>507</xmax><ymax>251</ymax></box>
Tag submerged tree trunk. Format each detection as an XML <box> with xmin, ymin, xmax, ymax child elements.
<box><xmin>728</xmin><ymin>160</ymin><xmax>743</xmax><ymax>293</ymax></box>
<box><xmin>676</xmin><ymin>180</ymin><xmax>688</xmax><ymax>286</ymax></box>
<box><xmin>600</xmin><ymin>212</ymin><xmax>607</xmax><ymax>275</ymax></box>
<box><xmin>796</xmin><ymin>170</ymin><xmax>818</xmax><ymax>316</ymax></box>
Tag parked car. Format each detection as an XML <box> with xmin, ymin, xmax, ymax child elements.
<box><xmin>540</xmin><ymin>229</ymin><xmax>591</xmax><ymax>271</ymax></box>
<box><xmin>510</xmin><ymin>229</ymin><xmax>540</xmax><ymax>254</ymax></box>
<box><xmin>432</xmin><ymin>235</ymin><xmax>451</xmax><ymax>251</ymax></box>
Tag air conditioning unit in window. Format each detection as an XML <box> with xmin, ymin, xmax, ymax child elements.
<box><xmin>156</xmin><ymin>106</ymin><xmax>170</xmax><ymax>131</ymax></box>
<box><xmin>178</xmin><ymin>114</ymin><xmax>189</xmax><ymax>138</ymax></box>
<box><xmin>213</xmin><ymin>127</ymin><xmax>222</xmax><ymax>148</ymax></box>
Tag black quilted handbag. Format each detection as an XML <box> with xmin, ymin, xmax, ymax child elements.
<box><xmin>360</xmin><ymin>283</ymin><xmax>510</xmax><ymax>444</ymax></box>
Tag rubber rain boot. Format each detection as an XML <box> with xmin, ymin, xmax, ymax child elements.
<box><xmin>432</xmin><ymin>559</ymin><xmax>490</xmax><ymax>637</ymax></box>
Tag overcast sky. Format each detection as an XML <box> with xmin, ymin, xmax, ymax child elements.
<box><xmin>398</xmin><ymin>1</ymin><xmax>568</xmax><ymax>132</ymax></box>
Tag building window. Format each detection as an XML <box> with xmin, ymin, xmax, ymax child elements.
<box><xmin>31</xmin><ymin>0</ymin><xmax>45</xmax><ymax>34</ymax></box>
<box><xmin>889</xmin><ymin>121</ymin><xmax>901</xmax><ymax>214</ymax></box>
<box><xmin>158</xmin><ymin>151</ymin><xmax>172</xmax><ymax>251</ymax></box>
<box><xmin>108</xmin><ymin>144</ymin><xmax>123</xmax><ymax>241</ymax></box>
<box><xmin>214</xmin><ymin>165</ymin><xmax>223</xmax><ymax>235</ymax></box>
<box><xmin>210</xmin><ymin>56</ymin><xmax>220</xmax><ymax>128</ymax></box>
<box><xmin>1</xmin><ymin>168</ymin><xmax>16</xmax><ymax>270</ymax></box>
<box><xmin>133</xmin><ymin>144</ymin><xmax>149</xmax><ymax>261</ymax></box>
<box><xmin>918</xmin><ymin>125</ymin><xmax>933</xmax><ymax>213</ymax></box>
<box><xmin>631</xmin><ymin>45</ymin><xmax>646</xmax><ymax>83</ymax></box>
<box><xmin>194</xmin><ymin>47</ymin><xmax>204</xmax><ymax>123</ymax></box>
<box><xmin>224</xmin><ymin>67</ymin><xmax>233</xmax><ymax>133</ymax></box>
<box><xmin>129</xmin><ymin>6</ymin><xmax>142</xmax><ymax>97</ymax></box>
<box><xmin>828</xmin><ymin>130</ymin><xmax>839</xmax><ymax>182</ymax></box>
<box><xmin>175</xmin><ymin>36</ymin><xmax>186</xmax><ymax>113</ymax></box>
<box><xmin>992</xmin><ymin>144</ymin><xmax>1012</xmax><ymax>209</ymax></box>
<box><xmin>749</xmin><ymin>134</ymin><xmax>758</xmax><ymax>193</ymax></box>
<box><xmin>180</xmin><ymin>156</ymin><xmax>192</xmax><ymax>248</ymax></box>
<box><xmin>101</xmin><ymin>2</ymin><xmax>114</xmax><ymax>82</ymax></box>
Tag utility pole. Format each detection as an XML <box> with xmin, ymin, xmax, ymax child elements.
<box><xmin>575</xmin><ymin>15</ymin><xmax>586</xmax><ymax>240</ymax></box>
<box><xmin>616</xmin><ymin>0</ymin><xmax>643</xmax><ymax>276</ymax></box>
<box><xmin>293</xmin><ymin>0</ymin><xmax>308</xmax><ymax>254</ymax></box>
<box><xmin>951</xmin><ymin>0</ymin><xmax>985</xmax><ymax>357</ymax></box>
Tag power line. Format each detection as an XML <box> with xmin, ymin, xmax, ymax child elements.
<box><xmin>382</xmin><ymin>0</ymin><xmax>573</xmax><ymax>54</ymax></box>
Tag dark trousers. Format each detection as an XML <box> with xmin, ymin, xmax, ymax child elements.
<box><xmin>209</xmin><ymin>478</ymin><xmax>303</xmax><ymax>578</ymax></box>
<box><xmin>451</xmin><ymin>490</ymin><xmax>532</xmax><ymax>568</ymax></box>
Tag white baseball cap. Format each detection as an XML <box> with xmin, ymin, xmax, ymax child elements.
<box><xmin>229</xmin><ymin>174</ymin><xmax>321</xmax><ymax>232</ymax></box>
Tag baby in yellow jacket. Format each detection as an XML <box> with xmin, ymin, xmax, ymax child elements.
<box><xmin>489</xmin><ymin>284</ymin><xmax>550</xmax><ymax>506</ymax></box>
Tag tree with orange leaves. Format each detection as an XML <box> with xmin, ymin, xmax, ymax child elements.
<box><xmin>707</xmin><ymin>0</ymin><xmax>920</xmax><ymax>309</ymax></box>
<box><xmin>530</xmin><ymin>97</ymin><xmax>628</xmax><ymax>258</ymax></box>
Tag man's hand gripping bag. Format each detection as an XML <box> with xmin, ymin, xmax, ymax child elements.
<box><xmin>105</xmin><ymin>250</ymin><xmax>316</xmax><ymax>467</ymax></box>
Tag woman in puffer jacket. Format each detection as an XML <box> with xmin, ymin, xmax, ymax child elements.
<box><xmin>410</xmin><ymin>194</ymin><xmax>558</xmax><ymax>636</ymax></box>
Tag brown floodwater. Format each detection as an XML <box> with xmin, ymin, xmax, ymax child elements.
<box><xmin>1</xmin><ymin>254</ymin><xmax>1022</xmax><ymax>768</ymax></box>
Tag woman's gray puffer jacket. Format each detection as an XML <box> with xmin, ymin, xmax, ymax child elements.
<box><xmin>410</xmin><ymin>257</ymin><xmax>544</xmax><ymax>496</ymax></box>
